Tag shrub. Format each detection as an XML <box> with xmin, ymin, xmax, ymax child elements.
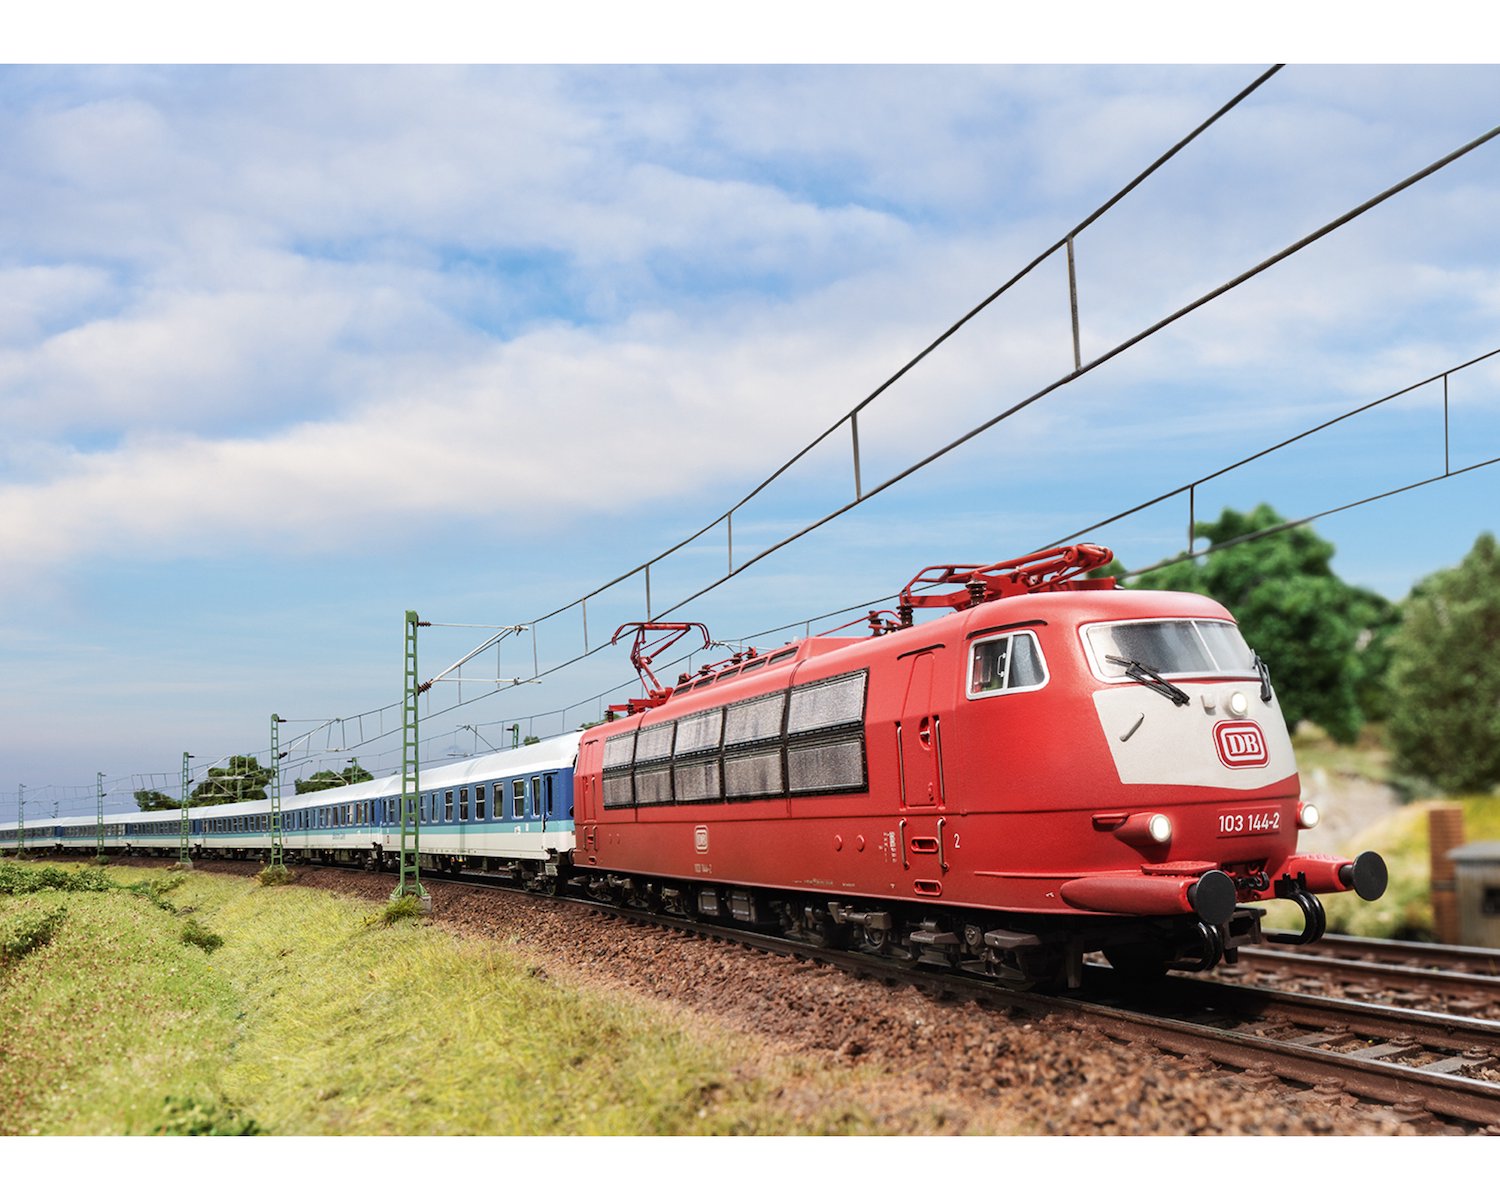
<box><xmin>255</xmin><ymin>864</ymin><xmax>295</xmax><ymax>887</ymax></box>
<box><xmin>381</xmin><ymin>894</ymin><xmax>426</xmax><ymax>925</ymax></box>
<box><xmin>179</xmin><ymin>918</ymin><xmax>224</xmax><ymax>953</ymax></box>
<box><xmin>122</xmin><ymin>876</ymin><xmax>183</xmax><ymax>912</ymax></box>
<box><xmin>0</xmin><ymin>864</ymin><xmax>111</xmax><ymax>895</ymax></box>
<box><xmin>0</xmin><ymin>906</ymin><xmax>67</xmax><ymax>968</ymax></box>
<box><xmin>1387</xmin><ymin>532</ymin><xmax>1500</xmax><ymax>794</ymax></box>
<box><xmin>153</xmin><ymin>1095</ymin><xmax>260</xmax><ymax>1136</ymax></box>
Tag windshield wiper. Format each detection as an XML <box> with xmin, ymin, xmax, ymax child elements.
<box><xmin>1106</xmin><ymin>655</ymin><xmax>1190</xmax><ymax>707</ymax></box>
<box><xmin>1251</xmin><ymin>651</ymin><xmax>1273</xmax><ymax>702</ymax></box>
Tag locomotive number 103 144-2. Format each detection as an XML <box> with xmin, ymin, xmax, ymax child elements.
<box><xmin>1217</xmin><ymin>808</ymin><xmax>1281</xmax><ymax>837</ymax></box>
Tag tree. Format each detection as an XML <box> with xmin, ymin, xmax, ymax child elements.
<box><xmin>191</xmin><ymin>755</ymin><xmax>273</xmax><ymax>806</ymax></box>
<box><xmin>1131</xmin><ymin>504</ymin><xmax>1396</xmax><ymax>743</ymax></box>
<box><xmin>294</xmin><ymin>763</ymin><xmax>375</xmax><ymax>795</ymax></box>
<box><xmin>134</xmin><ymin>789</ymin><xmax>177</xmax><ymax>811</ymax></box>
<box><xmin>1386</xmin><ymin>532</ymin><xmax>1500</xmax><ymax>793</ymax></box>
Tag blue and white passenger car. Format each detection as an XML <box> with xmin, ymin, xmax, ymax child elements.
<box><xmin>0</xmin><ymin>733</ymin><xmax>582</xmax><ymax>887</ymax></box>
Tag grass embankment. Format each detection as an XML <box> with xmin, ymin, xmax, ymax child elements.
<box><xmin>1323</xmin><ymin>795</ymin><xmax>1500</xmax><ymax>940</ymax></box>
<box><xmin>1290</xmin><ymin>725</ymin><xmax>1394</xmax><ymax>787</ymax></box>
<box><xmin>0</xmin><ymin>862</ymin><xmax>899</xmax><ymax>1135</ymax></box>
<box><xmin>1288</xmin><ymin>726</ymin><xmax>1498</xmax><ymax>940</ymax></box>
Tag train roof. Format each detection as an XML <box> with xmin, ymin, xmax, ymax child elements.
<box><xmin>0</xmin><ymin>731</ymin><xmax>584</xmax><ymax>831</ymax></box>
<box><xmin>271</xmin><ymin>729</ymin><xmax>583</xmax><ymax>814</ymax></box>
<box><xmin>590</xmin><ymin>585</ymin><xmax>1239</xmax><ymax>733</ymax></box>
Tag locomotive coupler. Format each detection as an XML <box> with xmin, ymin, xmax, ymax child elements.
<box><xmin>1265</xmin><ymin>884</ymin><xmax>1328</xmax><ymax>946</ymax></box>
<box><xmin>1219</xmin><ymin>906</ymin><xmax>1263</xmax><ymax>965</ymax></box>
<box><xmin>1165</xmin><ymin>921</ymin><xmax>1224</xmax><ymax>972</ymax></box>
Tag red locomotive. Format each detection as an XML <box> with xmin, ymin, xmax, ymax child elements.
<box><xmin>575</xmin><ymin>545</ymin><xmax>1387</xmax><ymax>988</ymax></box>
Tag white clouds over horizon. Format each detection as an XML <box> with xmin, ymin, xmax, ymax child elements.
<box><xmin>5</xmin><ymin>66</ymin><xmax>1500</xmax><ymax>601</ymax></box>
<box><xmin>3</xmin><ymin>68</ymin><xmax>1500</xmax><ymax>584</ymax></box>
<box><xmin>5</xmin><ymin>63</ymin><xmax>1500</xmax><ymax>798</ymax></box>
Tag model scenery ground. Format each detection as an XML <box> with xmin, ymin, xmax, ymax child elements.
<box><xmin>1</xmin><ymin>728</ymin><xmax>1480</xmax><ymax>1136</ymax></box>
<box><xmin>0</xmin><ymin>856</ymin><xmax>1421</xmax><ymax>1136</ymax></box>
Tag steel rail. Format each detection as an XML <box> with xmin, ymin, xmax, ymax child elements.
<box><xmin>1086</xmin><ymin>970</ymin><xmax>1500</xmax><ymax>1128</ymax></box>
<box><xmin>1235</xmin><ymin>947</ymin><xmax>1500</xmax><ymax>1007</ymax></box>
<box><xmin>1256</xmin><ymin>931</ymin><xmax>1500</xmax><ymax>976</ymax></box>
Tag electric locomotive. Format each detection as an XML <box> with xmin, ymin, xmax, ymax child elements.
<box><xmin>574</xmin><ymin>544</ymin><xmax>1388</xmax><ymax>988</ymax></box>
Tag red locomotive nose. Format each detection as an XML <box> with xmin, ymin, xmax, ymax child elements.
<box><xmin>1267</xmin><ymin>850</ymin><xmax>1389</xmax><ymax>902</ymax></box>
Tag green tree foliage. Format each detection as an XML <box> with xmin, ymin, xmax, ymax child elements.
<box><xmin>293</xmin><ymin>763</ymin><xmax>375</xmax><ymax>794</ymax></box>
<box><xmin>133</xmin><ymin>789</ymin><xmax>177</xmax><ymax>811</ymax></box>
<box><xmin>1131</xmin><ymin>504</ymin><xmax>1396</xmax><ymax>743</ymax></box>
<box><xmin>191</xmin><ymin>755</ymin><xmax>273</xmax><ymax>806</ymax></box>
<box><xmin>1386</xmin><ymin>532</ymin><xmax>1500</xmax><ymax>793</ymax></box>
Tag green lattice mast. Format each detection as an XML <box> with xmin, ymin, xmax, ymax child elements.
<box><xmin>178</xmin><ymin>752</ymin><xmax>194</xmax><ymax>868</ymax></box>
<box><xmin>96</xmin><ymin>772</ymin><xmax>105</xmax><ymax>859</ymax></box>
<box><xmin>270</xmin><ymin>715</ymin><xmax>286</xmax><ymax>869</ymax></box>
<box><xmin>392</xmin><ymin>610</ymin><xmax>429</xmax><ymax>905</ymax></box>
<box><xmin>16</xmin><ymin>782</ymin><xmax>24</xmax><ymax>856</ymax></box>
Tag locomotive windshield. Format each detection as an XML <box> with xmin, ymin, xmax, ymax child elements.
<box><xmin>1086</xmin><ymin>620</ymin><xmax>1255</xmax><ymax>679</ymax></box>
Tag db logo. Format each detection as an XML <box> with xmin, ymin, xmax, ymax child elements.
<box><xmin>1214</xmin><ymin>721</ymin><xmax>1269</xmax><ymax>769</ymax></box>
<box><xmin>694</xmin><ymin>826</ymin><xmax>710</xmax><ymax>854</ymax></box>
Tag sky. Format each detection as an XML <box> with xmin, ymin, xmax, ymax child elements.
<box><xmin>3</xmin><ymin>52</ymin><xmax>1500</xmax><ymax>821</ymax></box>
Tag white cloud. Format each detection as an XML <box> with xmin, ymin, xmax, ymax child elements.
<box><xmin>0</xmin><ymin>263</ymin><xmax>118</xmax><ymax>345</ymax></box>
<box><xmin>3</xmin><ymin>65</ymin><xmax>1499</xmax><ymax>594</ymax></box>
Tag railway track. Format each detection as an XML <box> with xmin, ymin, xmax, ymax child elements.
<box><xmin>1230</xmin><ymin>932</ymin><xmax>1500</xmax><ymax>1019</ymax></box>
<box><xmin>1269</xmin><ymin>931</ymin><xmax>1500</xmax><ymax>976</ymax></box>
<box><xmin>1082</xmin><ymin>970</ymin><xmax>1500</xmax><ymax>1130</ymax></box>
<box><xmin>581</xmin><ymin>897</ymin><xmax>1500</xmax><ymax>1131</ymax></box>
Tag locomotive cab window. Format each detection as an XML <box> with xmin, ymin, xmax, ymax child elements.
<box><xmin>968</xmin><ymin>631</ymin><xmax>1048</xmax><ymax>697</ymax></box>
<box><xmin>1084</xmin><ymin>619</ymin><xmax>1255</xmax><ymax>681</ymax></box>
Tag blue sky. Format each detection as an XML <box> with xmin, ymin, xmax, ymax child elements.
<box><xmin>3</xmin><ymin>60</ymin><xmax>1499</xmax><ymax>820</ymax></box>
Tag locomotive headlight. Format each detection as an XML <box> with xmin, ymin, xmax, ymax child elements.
<box><xmin>1228</xmin><ymin>691</ymin><xmax>1249</xmax><ymax>717</ymax></box>
<box><xmin>1112</xmin><ymin>811</ymin><xmax>1175</xmax><ymax>848</ymax></box>
<box><xmin>1298</xmin><ymin>802</ymin><xmax>1320</xmax><ymax>830</ymax></box>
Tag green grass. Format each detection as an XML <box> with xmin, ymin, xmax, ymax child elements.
<box><xmin>0</xmin><ymin>905</ymin><xmax>67</xmax><ymax>969</ymax></box>
<box><xmin>1323</xmin><ymin>794</ymin><xmax>1500</xmax><ymax>939</ymax></box>
<box><xmin>0</xmin><ymin>862</ymin><xmax>941</xmax><ymax>1135</ymax></box>
<box><xmin>0</xmin><ymin>877</ymin><xmax>245</xmax><ymax>1135</ymax></box>
<box><xmin>1290</xmin><ymin>724</ymin><xmax>1394</xmax><ymax>784</ymax></box>
<box><xmin>1286</xmin><ymin>725</ymin><xmax>1500</xmax><ymax>939</ymax></box>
